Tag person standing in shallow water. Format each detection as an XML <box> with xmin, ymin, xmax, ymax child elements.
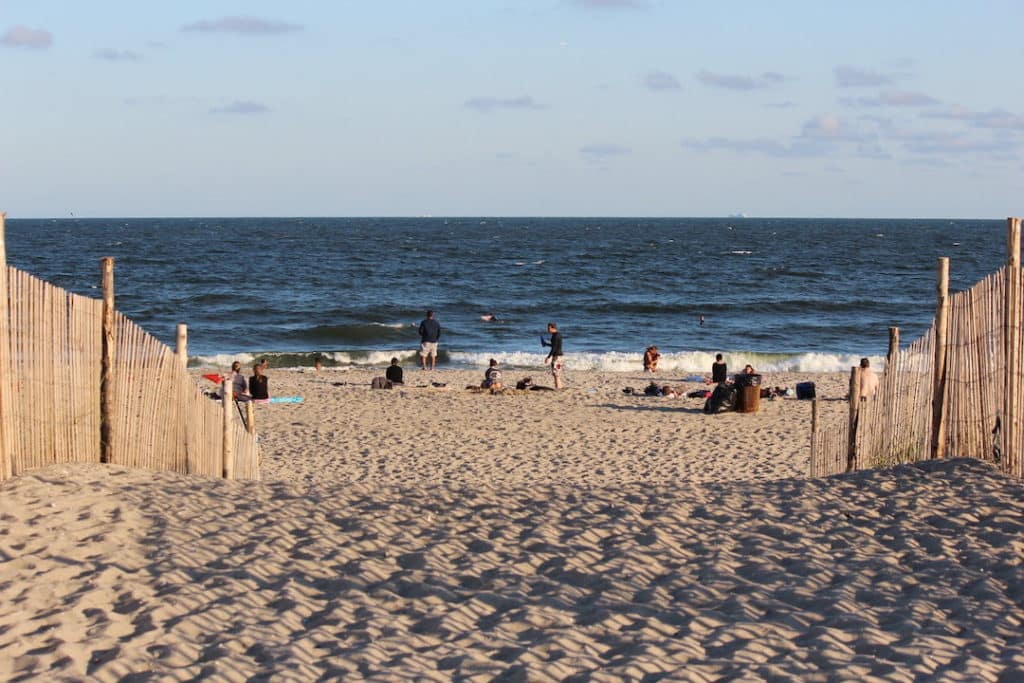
<box><xmin>418</xmin><ymin>309</ymin><xmax>441</xmax><ymax>371</ymax></box>
<box><xmin>544</xmin><ymin>322</ymin><xmax>564</xmax><ymax>389</ymax></box>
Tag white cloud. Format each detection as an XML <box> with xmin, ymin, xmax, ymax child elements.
<box><xmin>581</xmin><ymin>143</ymin><xmax>631</xmax><ymax>157</ymax></box>
<box><xmin>181</xmin><ymin>17</ymin><xmax>302</xmax><ymax>35</ymax></box>
<box><xmin>924</xmin><ymin>106</ymin><xmax>1024</xmax><ymax>131</ymax></box>
<box><xmin>576</xmin><ymin>0</ymin><xmax>647</xmax><ymax>9</ymax></box>
<box><xmin>681</xmin><ymin>137</ymin><xmax>829</xmax><ymax>158</ymax></box>
<box><xmin>1</xmin><ymin>25</ymin><xmax>53</xmax><ymax>49</ymax></box>
<box><xmin>834</xmin><ymin>65</ymin><xmax>893</xmax><ymax>88</ymax></box>
<box><xmin>800</xmin><ymin>114</ymin><xmax>869</xmax><ymax>142</ymax></box>
<box><xmin>94</xmin><ymin>48</ymin><xmax>142</xmax><ymax>62</ymax></box>
<box><xmin>643</xmin><ymin>71</ymin><xmax>680</xmax><ymax>91</ymax></box>
<box><xmin>209</xmin><ymin>101</ymin><xmax>270</xmax><ymax>115</ymax></box>
<box><xmin>696</xmin><ymin>70</ymin><xmax>792</xmax><ymax>91</ymax></box>
<box><xmin>840</xmin><ymin>90</ymin><xmax>940</xmax><ymax>108</ymax></box>
<box><xmin>464</xmin><ymin>96</ymin><xmax>546</xmax><ymax>113</ymax></box>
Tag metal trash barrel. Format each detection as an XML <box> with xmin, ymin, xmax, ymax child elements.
<box><xmin>734</xmin><ymin>373</ymin><xmax>762</xmax><ymax>413</ymax></box>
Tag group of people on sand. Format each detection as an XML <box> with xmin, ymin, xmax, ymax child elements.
<box><xmin>222</xmin><ymin>358</ymin><xmax>270</xmax><ymax>401</ymax></box>
<box><xmin>418</xmin><ymin>309</ymin><xmax>565</xmax><ymax>390</ymax></box>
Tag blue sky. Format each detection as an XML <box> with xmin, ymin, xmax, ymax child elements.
<box><xmin>2</xmin><ymin>1</ymin><xmax>1022</xmax><ymax>218</ymax></box>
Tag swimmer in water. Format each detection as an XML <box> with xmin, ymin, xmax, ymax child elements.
<box><xmin>481</xmin><ymin>313</ymin><xmax>498</xmax><ymax>322</ymax></box>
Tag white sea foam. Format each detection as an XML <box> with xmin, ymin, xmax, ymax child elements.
<box><xmin>324</xmin><ymin>350</ymin><xmax>420</xmax><ymax>366</ymax></box>
<box><xmin>191</xmin><ymin>349</ymin><xmax>886</xmax><ymax>373</ymax></box>
<box><xmin>192</xmin><ymin>352</ymin><xmax>258</xmax><ymax>368</ymax></box>
<box><xmin>448</xmin><ymin>350</ymin><xmax>887</xmax><ymax>373</ymax></box>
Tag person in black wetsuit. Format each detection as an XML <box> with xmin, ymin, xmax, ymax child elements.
<box><xmin>544</xmin><ymin>322</ymin><xmax>565</xmax><ymax>389</ymax></box>
<box><xmin>249</xmin><ymin>363</ymin><xmax>269</xmax><ymax>400</ymax></box>
<box><xmin>385</xmin><ymin>357</ymin><xmax>404</xmax><ymax>385</ymax></box>
<box><xmin>711</xmin><ymin>353</ymin><xmax>727</xmax><ymax>384</ymax></box>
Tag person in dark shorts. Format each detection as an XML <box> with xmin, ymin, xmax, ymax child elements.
<box><xmin>418</xmin><ymin>310</ymin><xmax>441</xmax><ymax>370</ymax></box>
<box><xmin>386</xmin><ymin>357</ymin><xmax>404</xmax><ymax>385</ymax></box>
<box><xmin>712</xmin><ymin>353</ymin><xmax>727</xmax><ymax>384</ymax></box>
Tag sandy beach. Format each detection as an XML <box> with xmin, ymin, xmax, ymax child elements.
<box><xmin>2</xmin><ymin>369</ymin><xmax>1023</xmax><ymax>680</ymax></box>
<box><xmin>256</xmin><ymin>368</ymin><xmax>852</xmax><ymax>488</ymax></box>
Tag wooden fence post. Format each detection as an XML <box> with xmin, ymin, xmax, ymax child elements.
<box><xmin>0</xmin><ymin>213</ymin><xmax>11</xmax><ymax>481</ymax></box>
<box><xmin>176</xmin><ymin>323</ymin><xmax>188</xmax><ymax>369</ymax></box>
<box><xmin>930</xmin><ymin>257</ymin><xmax>950</xmax><ymax>459</ymax></box>
<box><xmin>847</xmin><ymin>366</ymin><xmax>861</xmax><ymax>472</ymax></box>
<box><xmin>100</xmin><ymin>257</ymin><xmax>115</xmax><ymax>464</ymax></box>
<box><xmin>887</xmin><ymin>327</ymin><xmax>900</xmax><ymax>366</ymax></box>
<box><xmin>245</xmin><ymin>401</ymin><xmax>256</xmax><ymax>435</ymax></box>
<box><xmin>1005</xmin><ymin>217</ymin><xmax>1022</xmax><ymax>477</ymax></box>
<box><xmin>810</xmin><ymin>397</ymin><xmax>819</xmax><ymax>476</ymax></box>
<box><xmin>222</xmin><ymin>379</ymin><xmax>234</xmax><ymax>479</ymax></box>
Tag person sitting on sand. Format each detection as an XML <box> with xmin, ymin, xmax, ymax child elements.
<box><xmin>643</xmin><ymin>346</ymin><xmax>660</xmax><ymax>372</ymax></box>
<box><xmin>386</xmin><ymin>357</ymin><xmax>404</xmax><ymax>385</ymax></box>
<box><xmin>712</xmin><ymin>353</ymin><xmax>727</xmax><ymax>384</ymax></box>
<box><xmin>249</xmin><ymin>362</ymin><xmax>269</xmax><ymax>400</ymax></box>
<box><xmin>482</xmin><ymin>358</ymin><xmax>502</xmax><ymax>389</ymax></box>
<box><xmin>228</xmin><ymin>361</ymin><xmax>250</xmax><ymax>402</ymax></box>
<box><xmin>313</xmin><ymin>354</ymin><xmax>323</xmax><ymax>372</ymax></box>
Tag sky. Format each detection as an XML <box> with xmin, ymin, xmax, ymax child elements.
<box><xmin>2</xmin><ymin>1</ymin><xmax>1023</xmax><ymax>219</ymax></box>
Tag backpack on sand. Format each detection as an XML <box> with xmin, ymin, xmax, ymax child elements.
<box><xmin>703</xmin><ymin>383</ymin><xmax>737</xmax><ymax>414</ymax></box>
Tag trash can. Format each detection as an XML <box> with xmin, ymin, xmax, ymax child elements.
<box><xmin>734</xmin><ymin>373</ymin><xmax>762</xmax><ymax>413</ymax></box>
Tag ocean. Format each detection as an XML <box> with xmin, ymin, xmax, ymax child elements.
<box><xmin>4</xmin><ymin>217</ymin><xmax>1007</xmax><ymax>373</ymax></box>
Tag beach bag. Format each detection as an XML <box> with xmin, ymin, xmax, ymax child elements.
<box><xmin>703</xmin><ymin>383</ymin><xmax>737</xmax><ymax>414</ymax></box>
<box><xmin>370</xmin><ymin>376</ymin><xmax>393</xmax><ymax>390</ymax></box>
<box><xmin>796</xmin><ymin>382</ymin><xmax>815</xmax><ymax>400</ymax></box>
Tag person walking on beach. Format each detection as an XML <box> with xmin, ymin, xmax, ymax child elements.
<box><xmin>418</xmin><ymin>309</ymin><xmax>441</xmax><ymax>371</ymax></box>
<box><xmin>543</xmin><ymin>322</ymin><xmax>565</xmax><ymax>389</ymax></box>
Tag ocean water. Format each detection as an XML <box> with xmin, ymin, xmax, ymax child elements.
<box><xmin>5</xmin><ymin>217</ymin><xmax>1007</xmax><ymax>372</ymax></box>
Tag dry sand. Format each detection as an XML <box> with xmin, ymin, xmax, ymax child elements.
<box><xmin>1</xmin><ymin>369</ymin><xmax>1023</xmax><ymax>681</ymax></box>
<box><xmin>257</xmin><ymin>369</ymin><xmax>851</xmax><ymax>487</ymax></box>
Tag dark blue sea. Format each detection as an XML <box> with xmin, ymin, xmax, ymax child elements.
<box><xmin>4</xmin><ymin>217</ymin><xmax>1007</xmax><ymax>372</ymax></box>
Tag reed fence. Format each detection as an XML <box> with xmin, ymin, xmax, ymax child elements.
<box><xmin>0</xmin><ymin>215</ymin><xmax>259</xmax><ymax>482</ymax></box>
<box><xmin>811</xmin><ymin>217</ymin><xmax>1024</xmax><ymax>480</ymax></box>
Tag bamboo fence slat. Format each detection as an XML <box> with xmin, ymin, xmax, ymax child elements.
<box><xmin>810</xmin><ymin>265</ymin><xmax>1023</xmax><ymax>479</ymax></box>
<box><xmin>0</xmin><ymin>266</ymin><xmax>258</xmax><ymax>481</ymax></box>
